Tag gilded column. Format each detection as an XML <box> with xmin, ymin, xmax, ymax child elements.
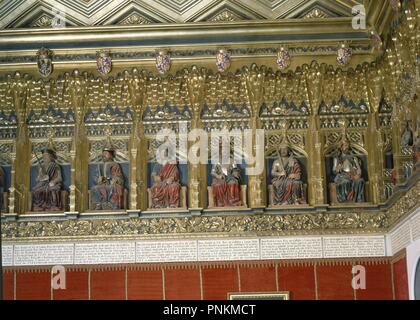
<box><xmin>243</xmin><ymin>64</ymin><xmax>266</xmax><ymax>209</ymax></box>
<box><xmin>68</xmin><ymin>141</ymin><xmax>77</xmax><ymax>212</ymax></box>
<box><xmin>137</xmin><ymin>119</ymin><xmax>148</xmax><ymax>211</ymax></box>
<box><xmin>10</xmin><ymin>72</ymin><xmax>29</xmax><ymax>214</ymax></box>
<box><xmin>391</xmin><ymin>103</ymin><xmax>405</xmax><ymax>184</ymax></box>
<box><xmin>367</xmin><ymin>113</ymin><xmax>383</xmax><ymax>204</ymax></box>
<box><xmin>185</xmin><ymin>66</ymin><xmax>207</xmax><ymax>210</ymax></box>
<box><xmin>69</xmin><ymin>70</ymin><xmax>88</xmax><ymax>213</ymax></box>
<box><xmin>7</xmin><ymin>151</ymin><xmax>16</xmax><ymax>214</ymax></box>
<box><xmin>305</xmin><ymin>63</ymin><xmax>325</xmax><ymax>205</ymax></box>
<box><xmin>367</xmin><ymin>65</ymin><xmax>385</xmax><ymax>204</ymax></box>
<box><xmin>127</xmin><ymin>69</ymin><xmax>147</xmax><ymax>211</ymax></box>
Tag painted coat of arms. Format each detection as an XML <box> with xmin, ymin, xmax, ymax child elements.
<box><xmin>37</xmin><ymin>48</ymin><xmax>53</xmax><ymax>77</ymax></box>
<box><xmin>337</xmin><ymin>44</ymin><xmax>352</xmax><ymax>66</ymax></box>
<box><xmin>216</xmin><ymin>49</ymin><xmax>231</xmax><ymax>72</ymax></box>
<box><xmin>96</xmin><ymin>50</ymin><xmax>112</xmax><ymax>75</ymax></box>
<box><xmin>276</xmin><ymin>47</ymin><xmax>291</xmax><ymax>70</ymax></box>
<box><xmin>155</xmin><ymin>50</ymin><xmax>171</xmax><ymax>74</ymax></box>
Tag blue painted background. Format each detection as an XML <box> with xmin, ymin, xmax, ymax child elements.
<box><xmin>1</xmin><ymin>165</ymin><xmax>11</xmax><ymax>191</ymax></box>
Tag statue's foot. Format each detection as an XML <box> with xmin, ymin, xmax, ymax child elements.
<box><xmin>95</xmin><ymin>204</ymin><xmax>102</xmax><ymax>210</ymax></box>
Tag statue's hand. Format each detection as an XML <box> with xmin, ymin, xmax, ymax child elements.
<box><xmin>167</xmin><ymin>177</ymin><xmax>174</xmax><ymax>184</ymax></box>
<box><xmin>97</xmin><ymin>176</ymin><xmax>105</xmax><ymax>184</ymax></box>
<box><xmin>49</xmin><ymin>182</ymin><xmax>55</xmax><ymax>187</ymax></box>
<box><xmin>153</xmin><ymin>176</ymin><xmax>161</xmax><ymax>183</ymax></box>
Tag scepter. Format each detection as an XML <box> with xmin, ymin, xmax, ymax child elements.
<box><xmin>275</xmin><ymin>147</ymin><xmax>286</xmax><ymax>176</ymax></box>
<box><xmin>33</xmin><ymin>151</ymin><xmax>49</xmax><ymax>181</ymax></box>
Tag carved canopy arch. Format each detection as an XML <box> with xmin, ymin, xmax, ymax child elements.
<box><xmin>318</xmin><ymin>96</ymin><xmax>370</xmax><ymax>115</ymax></box>
<box><xmin>266</xmin><ymin>145</ymin><xmax>308</xmax><ymax>160</ymax></box>
<box><xmin>88</xmin><ymin>139</ymin><xmax>129</xmax><ymax>162</ymax></box>
<box><xmin>324</xmin><ymin>141</ymin><xmax>368</xmax><ymax>157</ymax></box>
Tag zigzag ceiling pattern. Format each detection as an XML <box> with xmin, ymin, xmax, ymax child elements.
<box><xmin>0</xmin><ymin>0</ymin><xmax>364</xmax><ymax>28</ymax></box>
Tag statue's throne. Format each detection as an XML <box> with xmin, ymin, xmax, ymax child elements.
<box><xmin>268</xmin><ymin>184</ymin><xmax>308</xmax><ymax>207</ymax></box>
<box><xmin>147</xmin><ymin>186</ymin><xmax>187</xmax><ymax>209</ymax></box>
<box><xmin>329</xmin><ymin>182</ymin><xmax>369</xmax><ymax>204</ymax></box>
<box><xmin>207</xmin><ymin>185</ymin><xmax>248</xmax><ymax>208</ymax></box>
<box><xmin>28</xmin><ymin>190</ymin><xmax>68</xmax><ymax>212</ymax></box>
<box><xmin>88</xmin><ymin>188</ymin><xmax>129</xmax><ymax>210</ymax></box>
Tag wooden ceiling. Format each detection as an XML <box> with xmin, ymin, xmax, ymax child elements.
<box><xmin>0</xmin><ymin>0</ymin><xmax>364</xmax><ymax>28</ymax></box>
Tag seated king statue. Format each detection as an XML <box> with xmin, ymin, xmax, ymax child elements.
<box><xmin>91</xmin><ymin>145</ymin><xmax>125</xmax><ymax>210</ymax></box>
<box><xmin>150</xmin><ymin>147</ymin><xmax>181</xmax><ymax>208</ymax></box>
<box><xmin>31</xmin><ymin>148</ymin><xmax>63</xmax><ymax>211</ymax></box>
<box><xmin>271</xmin><ymin>144</ymin><xmax>306</xmax><ymax>205</ymax></box>
<box><xmin>332</xmin><ymin>139</ymin><xmax>365</xmax><ymax>203</ymax></box>
<box><xmin>211</xmin><ymin>155</ymin><xmax>242</xmax><ymax>207</ymax></box>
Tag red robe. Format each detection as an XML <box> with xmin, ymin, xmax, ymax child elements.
<box><xmin>151</xmin><ymin>161</ymin><xmax>181</xmax><ymax>208</ymax></box>
<box><xmin>212</xmin><ymin>177</ymin><xmax>228</xmax><ymax>207</ymax></box>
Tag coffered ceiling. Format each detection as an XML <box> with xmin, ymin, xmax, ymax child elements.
<box><xmin>0</xmin><ymin>0</ymin><xmax>398</xmax><ymax>74</ymax></box>
<box><xmin>0</xmin><ymin>0</ymin><xmax>364</xmax><ymax>28</ymax></box>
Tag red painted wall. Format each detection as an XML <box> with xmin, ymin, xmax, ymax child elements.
<box><xmin>392</xmin><ymin>254</ymin><xmax>409</xmax><ymax>300</ymax></box>
<box><xmin>277</xmin><ymin>264</ymin><xmax>316</xmax><ymax>300</ymax></box>
<box><xmin>1</xmin><ymin>257</ymin><xmax>406</xmax><ymax>300</ymax></box>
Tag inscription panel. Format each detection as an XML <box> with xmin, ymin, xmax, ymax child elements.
<box><xmin>2</xmin><ymin>245</ymin><xmax>13</xmax><ymax>266</ymax></box>
<box><xmin>136</xmin><ymin>240</ymin><xmax>197</xmax><ymax>263</ymax></box>
<box><xmin>4</xmin><ymin>234</ymin><xmax>390</xmax><ymax>266</ymax></box>
<box><xmin>323</xmin><ymin>236</ymin><xmax>386</xmax><ymax>258</ymax></box>
<box><xmin>390</xmin><ymin>223</ymin><xmax>412</xmax><ymax>255</ymax></box>
<box><xmin>13</xmin><ymin>243</ymin><xmax>74</xmax><ymax>266</ymax></box>
<box><xmin>411</xmin><ymin>211</ymin><xmax>420</xmax><ymax>242</ymax></box>
<box><xmin>197</xmin><ymin>239</ymin><xmax>260</xmax><ymax>261</ymax></box>
<box><xmin>74</xmin><ymin>242</ymin><xmax>135</xmax><ymax>265</ymax></box>
<box><xmin>260</xmin><ymin>238</ymin><xmax>323</xmax><ymax>259</ymax></box>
